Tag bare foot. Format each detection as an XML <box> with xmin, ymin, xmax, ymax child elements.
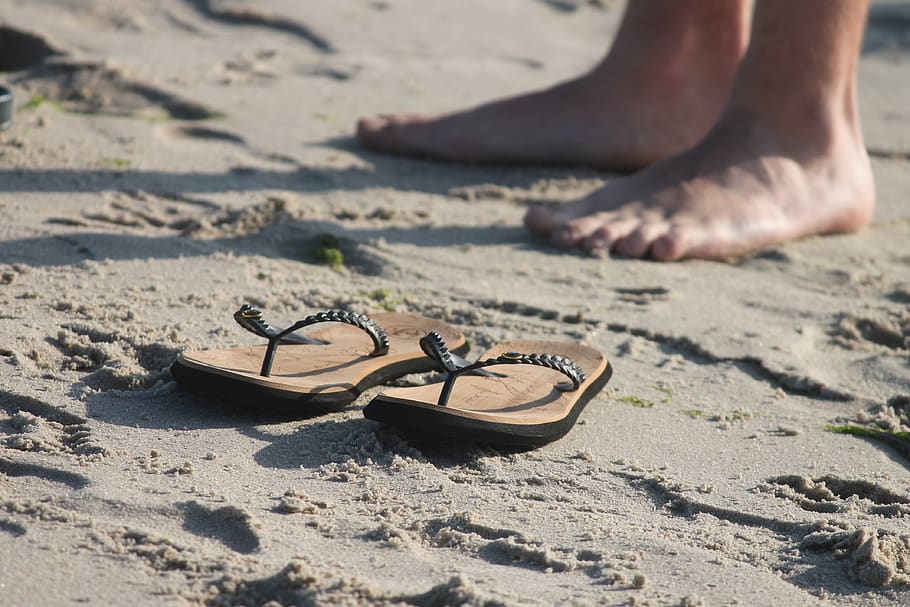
<box><xmin>524</xmin><ymin>0</ymin><xmax>876</xmax><ymax>261</ymax></box>
<box><xmin>523</xmin><ymin>112</ymin><xmax>875</xmax><ymax>261</ymax></box>
<box><xmin>358</xmin><ymin>3</ymin><xmax>748</xmax><ymax>171</ymax></box>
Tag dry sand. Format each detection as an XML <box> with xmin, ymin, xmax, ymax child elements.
<box><xmin>1</xmin><ymin>1</ymin><xmax>909</xmax><ymax>605</ymax></box>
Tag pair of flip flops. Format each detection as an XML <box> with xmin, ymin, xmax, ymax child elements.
<box><xmin>171</xmin><ymin>305</ymin><xmax>613</xmax><ymax>445</ymax></box>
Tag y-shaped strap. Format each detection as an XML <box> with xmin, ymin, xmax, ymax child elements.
<box><xmin>234</xmin><ymin>304</ymin><xmax>390</xmax><ymax>377</ymax></box>
<box><xmin>419</xmin><ymin>331</ymin><xmax>586</xmax><ymax>407</ymax></box>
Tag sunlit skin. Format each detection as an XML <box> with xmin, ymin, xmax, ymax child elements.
<box><xmin>358</xmin><ymin>0</ymin><xmax>874</xmax><ymax>261</ymax></box>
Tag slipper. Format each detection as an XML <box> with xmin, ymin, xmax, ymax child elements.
<box><xmin>363</xmin><ymin>331</ymin><xmax>612</xmax><ymax>445</ymax></box>
<box><xmin>171</xmin><ymin>305</ymin><xmax>469</xmax><ymax>412</ymax></box>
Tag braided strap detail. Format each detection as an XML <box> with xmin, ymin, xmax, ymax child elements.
<box><xmin>419</xmin><ymin>331</ymin><xmax>461</xmax><ymax>373</ymax></box>
<box><xmin>287</xmin><ymin>310</ymin><xmax>390</xmax><ymax>356</ymax></box>
<box><xmin>426</xmin><ymin>335</ymin><xmax>588</xmax><ymax>408</ymax></box>
<box><xmin>477</xmin><ymin>352</ymin><xmax>586</xmax><ymax>391</ymax></box>
<box><xmin>233</xmin><ymin>304</ymin><xmax>390</xmax><ymax>377</ymax></box>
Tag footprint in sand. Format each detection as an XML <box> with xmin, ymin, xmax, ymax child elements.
<box><xmin>0</xmin><ymin>457</ymin><xmax>90</xmax><ymax>489</ymax></box>
<box><xmin>178</xmin><ymin>500</ymin><xmax>261</xmax><ymax>554</ymax></box>
<box><xmin>832</xmin><ymin>312</ymin><xmax>910</xmax><ymax>352</ymax></box>
<box><xmin>364</xmin><ymin>512</ymin><xmax>580</xmax><ymax>574</ymax></box>
<box><xmin>202</xmin><ymin>562</ymin><xmax>502</xmax><ymax>607</ymax></box>
<box><xmin>61</xmin><ymin>190</ymin><xmax>220</xmax><ymax>233</ymax></box>
<box><xmin>48</xmin><ymin>323</ymin><xmax>180</xmax><ymax>391</ymax></box>
<box><xmin>0</xmin><ymin>390</ymin><xmax>106</xmax><ymax>458</ymax></box>
<box><xmin>762</xmin><ymin>474</ymin><xmax>910</xmax><ymax>516</ymax></box>
<box><xmin>15</xmin><ymin>60</ymin><xmax>218</xmax><ymax>120</ymax></box>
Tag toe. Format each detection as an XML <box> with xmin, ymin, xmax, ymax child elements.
<box><xmin>357</xmin><ymin>114</ymin><xmax>430</xmax><ymax>151</ymax></box>
<box><xmin>551</xmin><ymin>224</ymin><xmax>587</xmax><ymax>248</ymax></box>
<box><xmin>523</xmin><ymin>196</ymin><xmax>606</xmax><ymax>246</ymax></box>
<box><xmin>524</xmin><ymin>206</ymin><xmax>558</xmax><ymax>237</ymax></box>
<box><xmin>582</xmin><ymin>219</ymin><xmax>638</xmax><ymax>253</ymax></box>
<box><xmin>552</xmin><ymin>212</ymin><xmax>621</xmax><ymax>248</ymax></box>
<box><xmin>650</xmin><ymin>227</ymin><xmax>689</xmax><ymax>261</ymax></box>
<box><xmin>356</xmin><ymin>116</ymin><xmax>389</xmax><ymax>144</ymax></box>
<box><xmin>613</xmin><ymin>222</ymin><xmax>671</xmax><ymax>258</ymax></box>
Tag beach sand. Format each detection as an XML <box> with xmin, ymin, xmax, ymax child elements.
<box><xmin>1</xmin><ymin>1</ymin><xmax>909</xmax><ymax>605</ymax></box>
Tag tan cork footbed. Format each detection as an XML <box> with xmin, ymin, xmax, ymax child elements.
<box><xmin>175</xmin><ymin>313</ymin><xmax>466</xmax><ymax>397</ymax></box>
<box><xmin>372</xmin><ymin>340</ymin><xmax>609</xmax><ymax>426</ymax></box>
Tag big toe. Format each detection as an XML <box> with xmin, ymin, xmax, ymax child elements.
<box><xmin>524</xmin><ymin>206</ymin><xmax>559</xmax><ymax>237</ymax></box>
<box><xmin>356</xmin><ymin>116</ymin><xmax>391</xmax><ymax>145</ymax></box>
<box><xmin>356</xmin><ymin>113</ymin><xmax>437</xmax><ymax>154</ymax></box>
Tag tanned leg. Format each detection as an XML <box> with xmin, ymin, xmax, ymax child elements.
<box><xmin>357</xmin><ymin>1</ymin><xmax>749</xmax><ymax>171</ymax></box>
<box><xmin>525</xmin><ymin>0</ymin><xmax>875</xmax><ymax>261</ymax></box>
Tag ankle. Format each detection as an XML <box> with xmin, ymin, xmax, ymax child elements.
<box><xmin>719</xmin><ymin>85</ymin><xmax>865</xmax><ymax>162</ymax></box>
<box><xmin>590</xmin><ymin>26</ymin><xmax>746</xmax><ymax>109</ymax></box>
<box><xmin>601</xmin><ymin>1</ymin><xmax>749</xmax><ymax>74</ymax></box>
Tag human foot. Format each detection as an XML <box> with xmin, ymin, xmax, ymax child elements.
<box><xmin>523</xmin><ymin>113</ymin><xmax>875</xmax><ymax>261</ymax></box>
<box><xmin>524</xmin><ymin>0</ymin><xmax>875</xmax><ymax>261</ymax></box>
<box><xmin>357</xmin><ymin>69</ymin><xmax>724</xmax><ymax>171</ymax></box>
<box><xmin>358</xmin><ymin>2</ymin><xmax>748</xmax><ymax>171</ymax></box>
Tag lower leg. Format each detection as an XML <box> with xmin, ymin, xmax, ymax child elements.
<box><xmin>357</xmin><ymin>0</ymin><xmax>749</xmax><ymax>171</ymax></box>
<box><xmin>526</xmin><ymin>0</ymin><xmax>874</xmax><ymax>261</ymax></box>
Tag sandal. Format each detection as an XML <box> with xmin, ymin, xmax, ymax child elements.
<box><xmin>171</xmin><ymin>305</ymin><xmax>469</xmax><ymax>412</ymax></box>
<box><xmin>363</xmin><ymin>332</ymin><xmax>612</xmax><ymax>445</ymax></box>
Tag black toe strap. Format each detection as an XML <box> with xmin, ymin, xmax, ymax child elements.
<box><xmin>421</xmin><ymin>331</ymin><xmax>587</xmax><ymax>407</ymax></box>
<box><xmin>419</xmin><ymin>331</ymin><xmax>461</xmax><ymax>373</ymax></box>
<box><xmin>234</xmin><ymin>304</ymin><xmax>390</xmax><ymax>377</ymax></box>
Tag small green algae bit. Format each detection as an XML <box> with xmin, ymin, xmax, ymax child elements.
<box><xmin>310</xmin><ymin>234</ymin><xmax>344</xmax><ymax>270</ymax></box>
<box><xmin>619</xmin><ymin>395</ymin><xmax>653</xmax><ymax>408</ymax></box>
<box><xmin>364</xmin><ymin>288</ymin><xmax>403</xmax><ymax>312</ymax></box>
<box><xmin>312</xmin><ymin>247</ymin><xmax>343</xmax><ymax>270</ymax></box>
<box><xmin>680</xmin><ymin>409</ymin><xmax>705</xmax><ymax>419</ymax></box>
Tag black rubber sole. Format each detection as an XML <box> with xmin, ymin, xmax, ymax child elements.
<box><xmin>362</xmin><ymin>362</ymin><xmax>613</xmax><ymax>446</ymax></box>
<box><xmin>170</xmin><ymin>340</ymin><xmax>471</xmax><ymax>414</ymax></box>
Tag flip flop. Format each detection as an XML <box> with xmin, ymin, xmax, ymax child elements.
<box><xmin>171</xmin><ymin>305</ymin><xmax>469</xmax><ymax>412</ymax></box>
<box><xmin>363</xmin><ymin>331</ymin><xmax>612</xmax><ymax>445</ymax></box>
